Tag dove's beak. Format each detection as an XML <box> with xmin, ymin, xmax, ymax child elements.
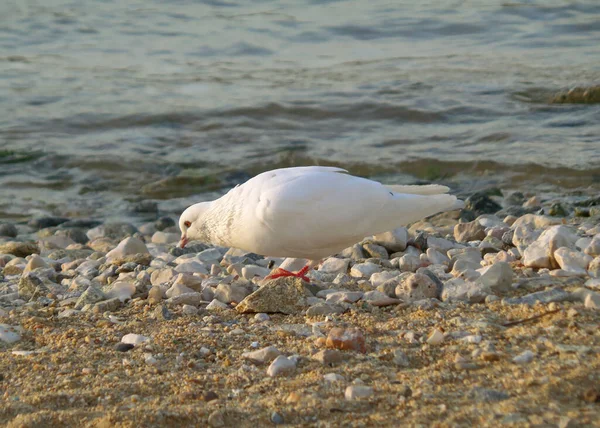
<box><xmin>179</xmin><ymin>235</ymin><xmax>188</xmax><ymax>248</ymax></box>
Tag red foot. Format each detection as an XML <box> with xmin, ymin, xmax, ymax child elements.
<box><xmin>266</xmin><ymin>265</ymin><xmax>311</xmax><ymax>283</ymax></box>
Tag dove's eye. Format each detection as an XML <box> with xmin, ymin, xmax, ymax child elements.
<box><xmin>184</xmin><ymin>221</ymin><xmax>191</xmax><ymax>228</ymax></box>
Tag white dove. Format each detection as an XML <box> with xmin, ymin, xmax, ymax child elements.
<box><xmin>179</xmin><ymin>166</ymin><xmax>462</xmax><ymax>281</ymax></box>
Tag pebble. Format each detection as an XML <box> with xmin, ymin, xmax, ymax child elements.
<box><xmin>522</xmin><ymin>225</ymin><xmax>578</xmax><ymax>268</ymax></box>
<box><xmin>468</xmin><ymin>387</ymin><xmax>509</xmax><ymax>402</ymax></box>
<box><xmin>305</xmin><ymin>302</ymin><xmax>346</xmax><ymax>317</ymax></box>
<box><xmin>0</xmin><ymin>324</ymin><xmax>22</xmax><ymax>344</ymax></box>
<box><xmin>323</xmin><ymin>373</ymin><xmax>345</xmax><ymax>382</ymax></box>
<box><xmin>369</xmin><ymin>270</ymin><xmax>399</xmax><ymax>287</ymax></box>
<box><xmin>121</xmin><ymin>333</ymin><xmax>150</xmax><ymax>346</ymax></box>
<box><xmin>395</xmin><ymin>273</ymin><xmax>439</xmax><ymax>302</ymax></box>
<box><xmin>362</xmin><ymin>243</ymin><xmax>388</xmax><ymax>259</ymax></box>
<box><xmin>345</xmin><ymin>385</ymin><xmax>374</xmax><ymax>400</ymax></box>
<box><xmin>254</xmin><ymin>313</ymin><xmax>270</xmax><ymax>322</ymax></box>
<box><xmin>349</xmin><ymin>262</ymin><xmax>381</xmax><ymax>278</ymax></box>
<box><xmin>151</xmin><ymin>231</ymin><xmax>180</xmax><ymax>244</ymax></box>
<box><xmin>372</xmin><ymin>227</ymin><xmax>408</xmax><ymax>252</ymax></box>
<box><xmin>325</xmin><ymin>291</ymin><xmax>363</xmax><ymax>304</ymax></box>
<box><xmin>242</xmin><ymin>346</ymin><xmax>282</xmax><ymax>364</ymax></box>
<box><xmin>175</xmin><ymin>261</ymin><xmax>209</xmax><ymax>274</ymax></box>
<box><xmin>270</xmin><ymin>412</ymin><xmax>284</xmax><ymax>425</ymax></box>
<box><xmin>235</xmin><ymin>277</ymin><xmax>311</xmax><ymax>315</ymax></box>
<box><xmin>106</xmin><ymin>237</ymin><xmax>149</xmax><ymax>261</ymax></box>
<box><xmin>502</xmin><ymin>288</ymin><xmax>570</xmax><ymax>306</ymax></box>
<box><xmin>326</xmin><ymin>327</ymin><xmax>366</xmax><ymax>353</ymax></box>
<box><xmin>0</xmin><ymin>241</ymin><xmax>39</xmax><ymax>258</ymax></box>
<box><xmin>584</xmin><ymin>234</ymin><xmax>600</xmax><ymax>257</ymax></box>
<box><xmin>168</xmin><ymin>292</ymin><xmax>203</xmax><ymax>306</ymax></box>
<box><xmin>584</xmin><ymin>293</ymin><xmax>600</xmax><ymax>309</ymax></box>
<box><xmin>426</xmin><ymin>328</ymin><xmax>445</xmax><ymax>345</ymax></box>
<box><xmin>214</xmin><ymin>283</ymin><xmax>251</xmax><ymax>304</ymax></box>
<box><xmin>454</xmin><ymin>220</ymin><xmax>486</xmax><ymax>242</ymax></box>
<box><xmin>319</xmin><ymin>257</ymin><xmax>349</xmax><ymax>274</ymax></box>
<box><xmin>75</xmin><ymin>286</ymin><xmax>106</xmax><ymax>310</ymax></box>
<box><xmin>312</xmin><ymin>349</ymin><xmax>345</xmax><ymax>365</ymax></box>
<box><xmin>18</xmin><ymin>272</ymin><xmax>48</xmax><ymax>300</ymax></box>
<box><xmin>182</xmin><ymin>304</ymin><xmax>198</xmax><ymax>316</ymax></box>
<box><xmin>266</xmin><ymin>355</ymin><xmax>297</xmax><ymax>377</ymax></box>
<box><xmin>0</xmin><ymin>223</ymin><xmax>18</xmax><ymax>237</ymax></box>
<box><xmin>554</xmin><ymin>247</ymin><xmax>592</xmax><ymax>274</ymax></box>
<box><xmin>115</xmin><ymin>343</ymin><xmax>135</xmax><ymax>352</ymax></box>
<box><xmin>397</xmin><ymin>254</ymin><xmax>421</xmax><ymax>272</ymax></box>
<box><xmin>512</xmin><ymin>350</ymin><xmax>534</xmax><ymax>364</ymax></box>
<box><xmin>476</xmin><ymin>261</ymin><xmax>513</xmax><ymax>294</ymax></box>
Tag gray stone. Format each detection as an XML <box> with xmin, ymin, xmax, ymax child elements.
<box><xmin>502</xmin><ymin>288</ymin><xmax>570</xmax><ymax>306</ymax></box>
<box><xmin>468</xmin><ymin>387</ymin><xmax>509</xmax><ymax>402</ymax></box>
<box><xmin>267</xmin><ymin>355</ymin><xmax>297</xmax><ymax>377</ymax></box>
<box><xmin>397</xmin><ymin>254</ymin><xmax>421</xmax><ymax>272</ymax></box>
<box><xmin>319</xmin><ymin>257</ymin><xmax>350</xmax><ymax>275</ymax></box>
<box><xmin>522</xmin><ymin>225</ymin><xmax>578</xmax><ymax>269</ymax></box>
<box><xmin>395</xmin><ymin>273</ymin><xmax>439</xmax><ymax>302</ymax></box>
<box><xmin>242</xmin><ymin>346</ymin><xmax>281</xmax><ymax>364</ymax></box>
<box><xmin>441</xmin><ymin>278</ymin><xmax>488</xmax><ymax>303</ymax></box>
<box><xmin>0</xmin><ymin>223</ymin><xmax>18</xmax><ymax>238</ymax></box>
<box><xmin>475</xmin><ymin>262</ymin><xmax>513</xmax><ymax>294</ymax></box>
<box><xmin>151</xmin><ymin>268</ymin><xmax>177</xmax><ymax>286</ymax></box>
<box><xmin>214</xmin><ymin>283</ymin><xmax>251</xmax><ymax>304</ymax></box>
<box><xmin>584</xmin><ymin>234</ymin><xmax>600</xmax><ymax>257</ymax></box>
<box><xmin>554</xmin><ymin>247</ymin><xmax>592</xmax><ymax>275</ymax></box>
<box><xmin>18</xmin><ymin>273</ymin><xmax>48</xmax><ymax>300</ymax></box>
<box><xmin>372</xmin><ymin>227</ymin><xmax>408</xmax><ymax>252</ymax></box>
<box><xmin>349</xmin><ymin>262</ymin><xmax>381</xmax><ymax>278</ymax></box>
<box><xmin>92</xmin><ymin>297</ymin><xmax>123</xmax><ymax>313</ymax></box>
<box><xmin>167</xmin><ymin>292</ymin><xmax>203</xmax><ymax>306</ymax></box>
<box><xmin>362</xmin><ymin>243</ymin><xmax>388</xmax><ymax>259</ymax></box>
<box><xmin>75</xmin><ymin>286</ymin><xmax>106</xmax><ymax>309</ymax></box>
<box><xmin>345</xmin><ymin>385</ymin><xmax>374</xmax><ymax>400</ymax></box>
<box><xmin>305</xmin><ymin>302</ymin><xmax>347</xmax><ymax>317</ymax></box>
<box><xmin>106</xmin><ymin>237</ymin><xmax>149</xmax><ymax>261</ymax></box>
<box><xmin>454</xmin><ymin>220</ymin><xmax>486</xmax><ymax>242</ymax></box>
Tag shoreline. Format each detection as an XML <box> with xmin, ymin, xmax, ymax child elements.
<box><xmin>1</xmin><ymin>189</ymin><xmax>599</xmax><ymax>427</ymax></box>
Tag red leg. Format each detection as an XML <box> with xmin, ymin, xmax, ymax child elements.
<box><xmin>266</xmin><ymin>265</ymin><xmax>311</xmax><ymax>282</ymax></box>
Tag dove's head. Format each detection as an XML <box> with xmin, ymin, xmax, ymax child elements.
<box><xmin>179</xmin><ymin>202</ymin><xmax>211</xmax><ymax>248</ymax></box>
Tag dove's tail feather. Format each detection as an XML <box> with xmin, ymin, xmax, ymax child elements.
<box><xmin>385</xmin><ymin>184</ymin><xmax>450</xmax><ymax>195</ymax></box>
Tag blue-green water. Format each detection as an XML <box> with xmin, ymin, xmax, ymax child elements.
<box><xmin>1</xmin><ymin>0</ymin><xmax>599</xmax><ymax>222</ymax></box>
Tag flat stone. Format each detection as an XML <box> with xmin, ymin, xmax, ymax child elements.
<box><xmin>319</xmin><ymin>257</ymin><xmax>350</xmax><ymax>275</ymax></box>
<box><xmin>0</xmin><ymin>324</ymin><xmax>22</xmax><ymax>344</ymax></box>
<box><xmin>363</xmin><ymin>290</ymin><xmax>402</xmax><ymax>306</ymax></box>
<box><xmin>441</xmin><ymin>278</ymin><xmax>488</xmax><ymax>303</ymax></box>
<box><xmin>345</xmin><ymin>385</ymin><xmax>374</xmax><ymax>400</ymax></box>
<box><xmin>513</xmin><ymin>350</ymin><xmax>534</xmax><ymax>364</ymax></box>
<box><xmin>242</xmin><ymin>346</ymin><xmax>281</xmax><ymax>364</ymax></box>
<box><xmin>121</xmin><ymin>333</ymin><xmax>150</xmax><ymax>346</ymax></box>
<box><xmin>370</xmin><ymin>271</ymin><xmax>400</xmax><ymax>287</ymax></box>
<box><xmin>350</xmin><ymin>262</ymin><xmax>381</xmax><ymax>278</ymax></box>
<box><xmin>172</xmin><ymin>273</ymin><xmax>203</xmax><ymax>291</ymax></box>
<box><xmin>502</xmin><ymin>288</ymin><xmax>570</xmax><ymax>306</ymax></box>
<box><xmin>305</xmin><ymin>302</ymin><xmax>347</xmax><ymax>317</ymax></box>
<box><xmin>468</xmin><ymin>387</ymin><xmax>510</xmax><ymax>402</ymax></box>
<box><xmin>312</xmin><ymin>349</ymin><xmax>345</xmax><ymax>365</ymax></box>
<box><xmin>0</xmin><ymin>241</ymin><xmax>39</xmax><ymax>258</ymax></box>
<box><xmin>165</xmin><ymin>282</ymin><xmax>196</xmax><ymax>298</ymax></box>
<box><xmin>151</xmin><ymin>231</ymin><xmax>180</xmax><ymax>244</ymax></box>
<box><xmin>372</xmin><ymin>227</ymin><xmax>408</xmax><ymax>252</ymax></box>
<box><xmin>325</xmin><ymin>291</ymin><xmax>363</xmax><ymax>304</ymax></box>
<box><xmin>241</xmin><ymin>265</ymin><xmax>271</xmax><ymax>280</ymax></box>
<box><xmin>167</xmin><ymin>292</ymin><xmax>203</xmax><ymax>306</ymax></box>
<box><xmin>236</xmin><ymin>277</ymin><xmax>312</xmax><ymax>315</ymax></box>
<box><xmin>0</xmin><ymin>223</ymin><xmax>18</xmax><ymax>238</ymax></box>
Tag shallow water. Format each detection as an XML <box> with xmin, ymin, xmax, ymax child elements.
<box><xmin>1</xmin><ymin>0</ymin><xmax>599</xmax><ymax>222</ymax></box>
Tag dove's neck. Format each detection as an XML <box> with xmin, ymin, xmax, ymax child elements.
<box><xmin>200</xmin><ymin>195</ymin><xmax>241</xmax><ymax>247</ymax></box>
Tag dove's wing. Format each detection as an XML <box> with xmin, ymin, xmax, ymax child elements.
<box><xmin>230</xmin><ymin>167</ymin><xmax>458</xmax><ymax>259</ymax></box>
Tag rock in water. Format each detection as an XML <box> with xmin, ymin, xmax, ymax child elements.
<box><xmin>235</xmin><ymin>277</ymin><xmax>313</xmax><ymax>314</ymax></box>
